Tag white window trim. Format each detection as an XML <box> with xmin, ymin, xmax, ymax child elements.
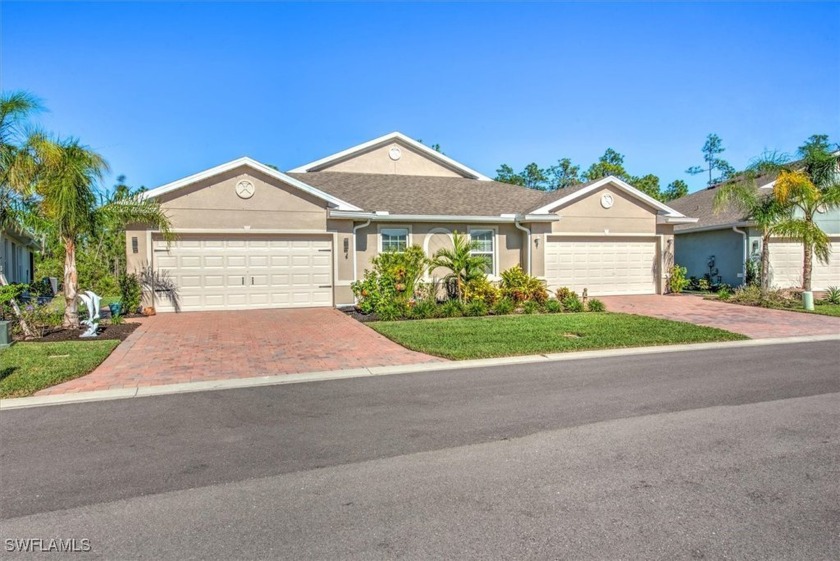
<box><xmin>377</xmin><ymin>224</ymin><xmax>413</xmax><ymax>254</ymax></box>
<box><xmin>469</xmin><ymin>226</ymin><xmax>499</xmax><ymax>277</ymax></box>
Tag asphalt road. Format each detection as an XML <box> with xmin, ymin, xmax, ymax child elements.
<box><xmin>1</xmin><ymin>340</ymin><xmax>838</xmax><ymax>559</ymax></box>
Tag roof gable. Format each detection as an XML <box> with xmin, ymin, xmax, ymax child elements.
<box><xmin>141</xmin><ymin>157</ymin><xmax>361</xmax><ymax>211</ymax></box>
<box><xmin>288</xmin><ymin>132</ymin><xmax>492</xmax><ymax>181</ymax></box>
<box><xmin>529</xmin><ymin>176</ymin><xmax>690</xmax><ymax>220</ymax></box>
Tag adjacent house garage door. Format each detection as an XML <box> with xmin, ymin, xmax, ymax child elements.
<box><xmin>769</xmin><ymin>238</ymin><xmax>840</xmax><ymax>291</ymax></box>
<box><xmin>544</xmin><ymin>237</ymin><xmax>658</xmax><ymax>296</ymax></box>
<box><xmin>152</xmin><ymin>236</ymin><xmax>333</xmax><ymax>312</ymax></box>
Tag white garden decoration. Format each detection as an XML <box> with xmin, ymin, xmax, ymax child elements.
<box><xmin>79</xmin><ymin>291</ymin><xmax>101</xmax><ymax>337</ymax></box>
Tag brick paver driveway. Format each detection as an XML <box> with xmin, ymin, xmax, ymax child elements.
<box><xmin>600</xmin><ymin>294</ymin><xmax>840</xmax><ymax>339</ymax></box>
<box><xmin>38</xmin><ymin>309</ymin><xmax>441</xmax><ymax>395</ymax></box>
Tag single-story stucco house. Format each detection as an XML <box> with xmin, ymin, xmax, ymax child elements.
<box><xmin>0</xmin><ymin>225</ymin><xmax>35</xmax><ymax>284</ymax></box>
<box><xmin>128</xmin><ymin>132</ymin><xmax>697</xmax><ymax>312</ymax></box>
<box><xmin>668</xmin><ymin>175</ymin><xmax>840</xmax><ymax>290</ymax></box>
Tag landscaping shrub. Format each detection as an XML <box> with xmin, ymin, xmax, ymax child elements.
<box><xmin>587</xmin><ymin>298</ymin><xmax>606</xmax><ymax>312</ymax></box>
<box><xmin>352</xmin><ymin>246</ymin><xmax>428</xmax><ymax>316</ymax></box>
<box><xmin>522</xmin><ymin>300</ymin><xmax>540</xmax><ymax>314</ymax></box>
<box><xmin>11</xmin><ymin>300</ymin><xmax>62</xmax><ymax>338</ymax></box>
<box><xmin>376</xmin><ymin>300</ymin><xmax>411</xmax><ymax>322</ymax></box>
<box><xmin>119</xmin><ymin>273</ymin><xmax>142</xmax><ymax>315</ymax></box>
<box><xmin>410</xmin><ymin>298</ymin><xmax>441</xmax><ymax>320</ymax></box>
<box><xmin>729</xmin><ymin>284</ymin><xmax>761</xmax><ymax>305</ymax></box>
<box><xmin>463</xmin><ymin>276</ymin><xmax>500</xmax><ymax>306</ymax></box>
<box><xmin>110</xmin><ymin>313</ymin><xmax>125</xmax><ymax>325</ymax></box>
<box><xmin>440</xmin><ymin>299</ymin><xmax>465</xmax><ymax>318</ymax></box>
<box><xmin>824</xmin><ymin>286</ymin><xmax>840</xmax><ymax>305</ymax></box>
<box><xmin>544</xmin><ymin>299</ymin><xmax>563</xmax><ymax>313</ymax></box>
<box><xmin>492</xmin><ymin>297</ymin><xmax>515</xmax><ymax>315</ymax></box>
<box><xmin>0</xmin><ymin>284</ymin><xmax>26</xmax><ymax>321</ymax></box>
<box><xmin>500</xmin><ymin>266</ymin><xmax>548</xmax><ymax>304</ymax></box>
<box><xmin>717</xmin><ymin>285</ymin><xmax>732</xmax><ymax>300</ymax></box>
<box><xmin>668</xmin><ymin>265</ymin><xmax>689</xmax><ymax>294</ymax></box>
<box><xmin>555</xmin><ymin>287</ymin><xmax>577</xmax><ymax>301</ymax></box>
<box><xmin>561</xmin><ymin>294</ymin><xmax>584</xmax><ymax>313</ymax></box>
<box><xmin>464</xmin><ymin>300</ymin><xmax>488</xmax><ymax>317</ymax></box>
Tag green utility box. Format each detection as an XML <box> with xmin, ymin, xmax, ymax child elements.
<box><xmin>0</xmin><ymin>320</ymin><xmax>11</xmax><ymax>349</ymax></box>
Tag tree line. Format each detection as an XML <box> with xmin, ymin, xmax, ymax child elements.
<box><xmin>493</xmin><ymin>133</ymin><xmax>739</xmax><ymax>202</ymax></box>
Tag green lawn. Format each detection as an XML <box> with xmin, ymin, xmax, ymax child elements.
<box><xmin>0</xmin><ymin>340</ymin><xmax>119</xmax><ymax>398</ymax></box>
<box><xmin>370</xmin><ymin>313</ymin><xmax>747</xmax><ymax>360</ymax></box>
<box><xmin>808</xmin><ymin>304</ymin><xmax>840</xmax><ymax>317</ymax></box>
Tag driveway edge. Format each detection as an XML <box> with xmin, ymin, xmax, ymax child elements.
<box><xmin>2</xmin><ymin>334</ymin><xmax>839</xmax><ymax>410</ymax></box>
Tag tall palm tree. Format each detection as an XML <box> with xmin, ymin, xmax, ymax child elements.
<box><xmin>431</xmin><ymin>231</ymin><xmax>488</xmax><ymax>302</ymax></box>
<box><xmin>0</xmin><ymin>91</ymin><xmax>42</xmax><ymax>192</ymax></box>
<box><xmin>33</xmin><ymin>137</ymin><xmax>173</xmax><ymax>327</ymax></box>
<box><xmin>759</xmin><ymin>136</ymin><xmax>840</xmax><ymax>292</ymax></box>
<box><xmin>773</xmin><ymin>169</ymin><xmax>840</xmax><ymax>292</ymax></box>
<box><xmin>713</xmin><ymin>175</ymin><xmax>788</xmax><ymax>295</ymax></box>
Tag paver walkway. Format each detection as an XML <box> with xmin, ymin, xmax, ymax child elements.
<box><xmin>600</xmin><ymin>294</ymin><xmax>840</xmax><ymax>339</ymax></box>
<box><xmin>37</xmin><ymin>309</ymin><xmax>441</xmax><ymax>395</ymax></box>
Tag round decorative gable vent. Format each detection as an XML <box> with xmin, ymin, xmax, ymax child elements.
<box><xmin>235</xmin><ymin>179</ymin><xmax>255</xmax><ymax>199</ymax></box>
<box><xmin>388</xmin><ymin>146</ymin><xmax>402</xmax><ymax>161</ymax></box>
<box><xmin>600</xmin><ymin>193</ymin><xmax>614</xmax><ymax>209</ymax></box>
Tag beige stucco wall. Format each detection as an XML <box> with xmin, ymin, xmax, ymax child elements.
<box><xmin>157</xmin><ymin>166</ymin><xmax>329</xmax><ymax>230</ymax></box>
<box><xmin>354</xmin><ymin>222</ymin><xmax>525</xmax><ymax>281</ymax></box>
<box><xmin>550</xmin><ymin>186</ymin><xmax>658</xmax><ymax>235</ymax></box>
<box><xmin>317</xmin><ymin>142</ymin><xmax>464</xmax><ymax>177</ymax></box>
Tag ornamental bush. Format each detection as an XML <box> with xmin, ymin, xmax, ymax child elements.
<box><xmin>352</xmin><ymin>246</ymin><xmax>429</xmax><ymax>316</ymax></box>
<box><xmin>562</xmin><ymin>294</ymin><xmax>584</xmax><ymax>313</ymax></box>
<box><xmin>463</xmin><ymin>276</ymin><xmax>500</xmax><ymax>306</ymax></box>
<box><xmin>119</xmin><ymin>273</ymin><xmax>142</xmax><ymax>315</ymax></box>
<box><xmin>668</xmin><ymin>265</ymin><xmax>690</xmax><ymax>294</ymax></box>
<box><xmin>586</xmin><ymin>298</ymin><xmax>606</xmax><ymax>312</ymax></box>
<box><xmin>500</xmin><ymin>266</ymin><xmax>548</xmax><ymax>304</ymax></box>
<box><xmin>544</xmin><ymin>299</ymin><xmax>563</xmax><ymax>313</ymax></box>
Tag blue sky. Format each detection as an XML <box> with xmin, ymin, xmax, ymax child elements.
<box><xmin>3</xmin><ymin>2</ymin><xmax>838</xmax><ymax>193</ymax></box>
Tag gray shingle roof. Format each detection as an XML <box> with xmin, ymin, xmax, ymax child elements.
<box><xmin>667</xmin><ymin>174</ymin><xmax>776</xmax><ymax>232</ymax></box>
<box><xmin>287</xmin><ymin>172</ymin><xmax>598</xmax><ymax>216</ymax></box>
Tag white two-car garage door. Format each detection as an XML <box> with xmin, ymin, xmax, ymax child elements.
<box><xmin>545</xmin><ymin>237</ymin><xmax>658</xmax><ymax>296</ymax></box>
<box><xmin>768</xmin><ymin>238</ymin><xmax>840</xmax><ymax>291</ymax></box>
<box><xmin>153</xmin><ymin>235</ymin><xmax>333</xmax><ymax>312</ymax></box>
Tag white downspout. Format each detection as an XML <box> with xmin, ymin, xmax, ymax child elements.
<box><xmin>352</xmin><ymin>219</ymin><xmax>371</xmax><ymax>285</ymax></box>
<box><xmin>514</xmin><ymin>218</ymin><xmax>531</xmax><ymax>275</ymax></box>
<box><xmin>732</xmin><ymin>226</ymin><xmax>748</xmax><ymax>285</ymax></box>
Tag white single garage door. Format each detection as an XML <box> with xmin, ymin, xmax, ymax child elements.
<box><xmin>545</xmin><ymin>237</ymin><xmax>658</xmax><ymax>296</ymax></box>
<box><xmin>769</xmin><ymin>238</ymin><xmax>840</xmax><ymax>291</ymax></box>
<box><xmin>153</xmin><ymin>235</ymin><xmax>333</xmax><ymax>312</ymax></box>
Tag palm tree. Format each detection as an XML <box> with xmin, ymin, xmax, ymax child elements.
<box><xmin>713</xmin><ymin>174</ymin><xmax>788</xmax><ymax>295</ymax></box>
<box><xmin>759</xmin><ymin>136</ymin><xmax>840</xmax><ymax>292</ymax></box>
<box><xmin>0</xmin><ymin>91</ymin><xmax>43</xmax><ymax>198</ymax></box>
<box><xmin>431</xmin><ymin>231</ymin><xmax>488</xmax><ymax>302</ymax></box>
<box><xmin>33</xmin><ymin>137</ymin><xmax>173</xmax><ymax>327</ymax></box>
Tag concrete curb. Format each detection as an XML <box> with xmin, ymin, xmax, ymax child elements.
<box><xmin>2</xmin><ymin>334</ymin><xmax>838</xmax><ymax>410</ymax></box>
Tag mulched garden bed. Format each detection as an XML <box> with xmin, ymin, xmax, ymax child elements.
<box><xmin>343</xmin><ymin>309</ymin><xmax>380</xmax><ymax>323</ymax></box>
<box><xmin>20</xmin><ymin>322</ymin><xmax>140</xmax><ymax>343</ymax></box>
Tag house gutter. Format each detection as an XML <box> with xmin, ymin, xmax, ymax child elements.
<box><xmin>514</xmin><ymin>218</ymin><xmax>532</xmax><ymax>275</ymax></box>
<box><xmin>351</xmin><ymin>219</ymin><xmax>371</xmax><ymax>285</ymax></box>
<box><xmin>328</xmin><ymin>210</ymin><xmax>559</xmax><ymax>224</ymax></box>
<box><xmin>732</xmin><ymin>226</ymin><xmax>748</xmax><ymax>284</ymax></box>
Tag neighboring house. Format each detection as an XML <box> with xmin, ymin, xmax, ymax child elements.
<box><xmin>0</xmin><ymin>225</ymin><xmax>35</xmax><ymax>284</ymax></box>
<box><xmin>129</xmin><ymin>132</ymin><xmax>696</xmax><ymax>312</ymax></box>
<box><xmin>669</xmin><ymin>176</ymin><xmax>840</xmax><ymax>290</ymax></box>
